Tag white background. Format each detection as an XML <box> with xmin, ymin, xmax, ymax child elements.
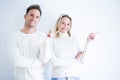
<box><xmin>0</xmin><ymin>0</ymin><xmax>120</xmax><ymax>80</ymax></box>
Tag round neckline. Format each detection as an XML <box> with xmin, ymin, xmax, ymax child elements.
<box><xmin>19</xmin><ymin>30</ymin><xmax>38</xmax><ymax>36</ymax></box>
<box><xmin>59</xmin><ymin>32</ymin><xmax>70</xmax><ymax>39</ymax></box>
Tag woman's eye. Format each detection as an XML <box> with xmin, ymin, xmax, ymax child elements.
<box><xmin>67</xmin><ymin>24</ymin><xmax>70</xmax><ymax>26</ymax></box>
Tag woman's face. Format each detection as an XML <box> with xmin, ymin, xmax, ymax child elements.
<box><xmin>58</xmin><ymin>17</ymin><xmax>71</xmax><ymax>33</ymax></box>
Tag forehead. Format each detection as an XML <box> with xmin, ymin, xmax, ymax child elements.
<box><xmin>61</xmin><ymin>17</ymin><xmax>71</xmax><ymax>22</ymax></box>
<box><xmin>27</xmin><ymin>9</ymin><xmax>40</xmax><ymax>16</ymax></box>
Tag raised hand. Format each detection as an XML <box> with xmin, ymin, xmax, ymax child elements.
<box><xmin>75</xmin><ymin>32</ymin><xmax>97</xmax><ymax>63</ymax></box>
<box><xmin>47</xmin><ymin>30</ymin><xmax>59</xmax><ymax>37</ymax></box>
<box><xmin>47</xmin><ymin>30</ymin><xmax>52</xmax><ymax>37</ymax></box>
<box><xmin>87</xmin><ymin>32</ymin><xmax>97</xmax><ymax>42</ymax></box>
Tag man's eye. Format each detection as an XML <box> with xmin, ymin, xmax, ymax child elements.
<box><xmin>30</xmin><ymin>14</ymin><xmax>34</xmax><ymax>17</ymax></box>
<box><xmin>36</xmin><ymin>16</ymin><xmax>39</xmax><ymax>18</ymax></box>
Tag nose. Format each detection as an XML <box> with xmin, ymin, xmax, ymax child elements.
<box><xmin>32</xmin><ymin>16</ymin><xmax>36</xmax><ymax>21</ymax></box>
<box><xmin>64</xmin><ymin>24</ymin><xmax>69</xmax><ymax>28</ymax></box>
<box><xmin>63</xmin><ymin>23</ymin><xmax>67</xmax><ymax>27</ymax></box>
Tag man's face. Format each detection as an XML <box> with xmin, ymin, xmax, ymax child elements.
<box><xmin>24</xmin><ymin>9</ymin><xmax>40</xmax><ymax>28</ymax></box>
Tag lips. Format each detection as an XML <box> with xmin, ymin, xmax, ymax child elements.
<box><xmin>62</xmin><ymin>27</ymin><xmax>67</xmax><ymax>30</ymax></box>
<box><xmin>30</xmin><ymin>20</ymin><xmax>35</xmax><ymax>24</ymax></box>
<box><xmin>90</xmin><ymin>36</ymin><xmax>95</xmax><ymax>39</ymax></box>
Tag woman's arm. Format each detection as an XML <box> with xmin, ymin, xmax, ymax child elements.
<box><xmin>75</xmin><ymin>32</ymin><xmax>97</xmax><ymax>62</ymax></box>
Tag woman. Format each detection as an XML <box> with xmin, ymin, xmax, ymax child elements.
<box><xmin>47</xmin><ymin>14</ymin><xmax>96</xmax><ymax>80</ymax></box>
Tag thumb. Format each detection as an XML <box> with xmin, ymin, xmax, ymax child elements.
<box><xmin>47</xmin><ymin>30</ymin><xmax>52</xmax><ymax>37</ymax></box>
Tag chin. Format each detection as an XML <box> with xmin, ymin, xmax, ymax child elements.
<box><xmin>29</xmin><ymin>25</ymin><xmax>36</xmax><ymax>28</ymax></box>
<box><xmin>61</xmin><ymin>31</ymin><xmax>67</xmax><ymax>33</ymax></box>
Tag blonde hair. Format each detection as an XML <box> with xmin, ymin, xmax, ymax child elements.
<box><xmin>55</xmin><ymin>14</ymin><xmax>72</xmax><ymax>38</ymax></box>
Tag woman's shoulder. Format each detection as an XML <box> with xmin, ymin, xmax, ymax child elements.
<box><xmin>70</xmin><ymin>35</ymin><xmax>78</xmax><ymax>40</ymax></box>
<box><xmin>70</xmin><ymin>35</ymin><xmax>80</xmax><ymax>43</ymax></box>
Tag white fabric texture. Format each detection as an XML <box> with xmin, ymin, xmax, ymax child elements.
<box><xmin>51</xmin><ymin>32</ymin><xmax>82</xmax><ymax>78</ymax></box>
<box><xmin>7</xmin><ymin>30</ymin><xmax>51</xmax><ymax>80</ymax></box>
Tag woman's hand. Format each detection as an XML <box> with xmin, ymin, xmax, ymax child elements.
<box><xmin>87</xmin><ymin>32</ymin><xmax>97</xmax><ymax>42</ymax></box>
<box><xmin>75</xmin><ymin>51</ymin><xmax>84</xmax><ymax>61</ymax></box>
<box><xmin>47</xmin><ymin>30</ymin><xmax>59</xmax><ymax>37</ymax></box>
<box><xmin>47</xmin><ymin>30</ymin><xmax>52</xmax><ymax>37</ymax></box>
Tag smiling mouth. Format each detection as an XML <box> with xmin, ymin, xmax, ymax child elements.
<box><xmin>62</xmin><ymin>28</ymin><xmax>67</xmax><ymax>30</ymax></box>
<box><xmin>29</xmin><ymin>19</ymin><xmax>35</xmax><ymax>23</ymax></box>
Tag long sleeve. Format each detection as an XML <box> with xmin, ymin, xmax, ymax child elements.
<box><xmin>39</xmin><ymin>37</ymin><xmax>51</xmax><ymax>63</ymax></box>
<box><xmin>7</xmin><ymin>34</ymin><xmax>42</xmax><ymax>68</ymax></box>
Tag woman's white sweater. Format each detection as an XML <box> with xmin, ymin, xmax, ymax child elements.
<box><xmin>51</xmin><ymin>33</ymin><xmax>82</xmax><ymax>78</ymax></box>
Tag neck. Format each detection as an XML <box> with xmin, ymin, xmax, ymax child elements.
<box><xmin>20</xmin><ymin>26</ymin><xmax>37</xmax><ymax>34</ymax></box>
<box><xmin>59</xmin><ymin>32</ymin><xmax>69</xmax><ymax>38</ymax></box>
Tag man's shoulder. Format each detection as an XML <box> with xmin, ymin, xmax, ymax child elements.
<box><xmin>37</xmin><ymin>31</ymin><xmax>49</xmax><ymax>40</ymax></box>
<box><xmin>8</xmin><ymin>30</ymin><xmax>20</xmax><ymax>38</ymax></box>
<box><xmin>37</xmin><ymin>31</ymin><xmax>46</xmax><ymax>36</ymax></box>
<box><xmin>7</xmin><ymin>30</ymin><xmax>20</xmax><ymax>43</ymax></box>
<box><xmin>37</xmin><ymin>31</ymin><xmax>46</xmax><ymax>37</ymax></box>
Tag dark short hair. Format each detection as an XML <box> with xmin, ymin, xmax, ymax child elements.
<box><xmin>26</xmin><ymin>4</ymin><xmax>42</xmax><ymax>16</ymax></box>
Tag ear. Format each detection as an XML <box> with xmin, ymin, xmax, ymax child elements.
<box><xmin>24</xmin><ymin>14</ymin><xmax>26</xmax><ymax>19</ymax></box>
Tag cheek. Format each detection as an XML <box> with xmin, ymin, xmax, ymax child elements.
<box><xmin>58</xmin><ymin>25</ymin><xmax>62</xmax><ymax>29</ymax></box>
<box><xmin>67</xmin><ymin>26</ymin><xmax>71</xmax><ymax>30</ymax></box>
<box><xmin>58</xmin><ymin>27</ymin><xmax>62</xmax><ymax>31</ymax></box>
<box><xmin>36</xmin><ymin>18</ymin><xmax>40</xmax><ymax>22</ymax></box>
<box><xmin>34</xmin><ymin>19</ymin><xmax>40</xmax><ymax>24</ymax></box>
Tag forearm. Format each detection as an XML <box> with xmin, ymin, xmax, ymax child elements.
<box><xmin>8</xmin><ymin>43</ymin><xmax>42</xmax><ymax>67</ymax></box>
<box><xmin>14</xmin><ymin>57</ymin><xmax>42</xmax><ymax>67</ymax></box>
<box><xmin>75</xmin><ymin>51</ymin><xmax>84</xmax><ymax>61</ymax></box>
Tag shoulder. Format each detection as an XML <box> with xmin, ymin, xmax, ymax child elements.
<box><xmin>37</xmin><ymin>31</ymin><xmax>46</xmax><ymax>36</ymax></box>
<box><xmin>70</xmin><ymin>35</ymin><xmax>80</xmax><ymax>43</ymax></box>
<box><xmin>8</xmin><ymin>31</ymin><xmax>20</xmax><ymax>39</ymax></box>
<box><xmin>70</xmin><ymin>35</ymin><xmax>78</xmax><ymax>40</ymax></box>
<box><xmin>37</xmin><ymin>31</ymin><xmax>53</xmax><ymax>42</ymax></box>
<box><xmin>7</xmin><ymin>31</ymin><xmax>21</xmax><ymax>44</ymax></box>
<box><xmin>36</xmin><ymin>31</ymin><xmax>47</xmax><ymax>39</ymax></box>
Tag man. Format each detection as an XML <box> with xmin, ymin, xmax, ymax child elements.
<box><xmin>7</xmin><ymin>4</ymin><xmax>51</xmax><ymax>80</ymax></box>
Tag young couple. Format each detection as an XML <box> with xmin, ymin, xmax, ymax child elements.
<box><xmin>7</xmin><ymin>4</ymin><xmax>96</xmax><ymax>80</ymax></box>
